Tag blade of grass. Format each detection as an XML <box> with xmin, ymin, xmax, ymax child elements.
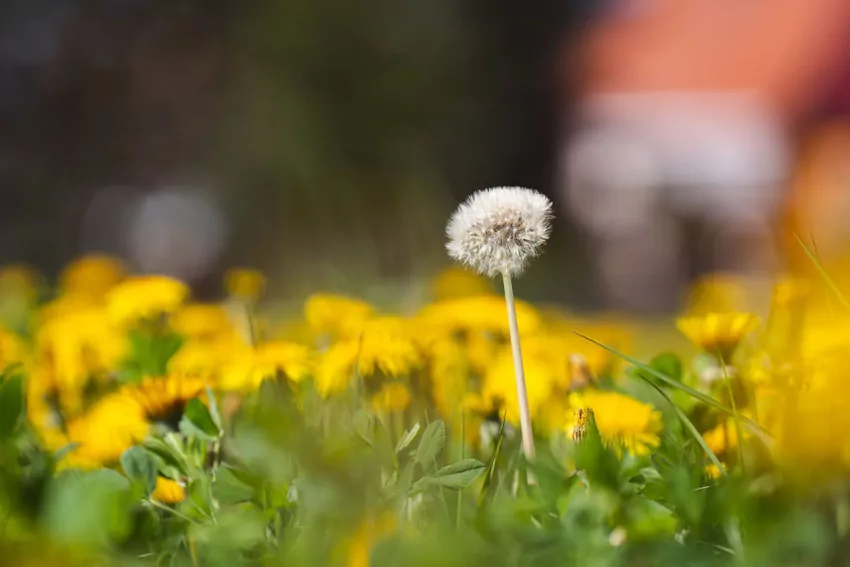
<box><xmin>478</xmin><ymin>412</ymin><xmax>507</xmax><ymax>507</ymax></box>
<box><xmin>573</xmin><ymin>332</ymin><xmax>772</xmax><ymax>445</ymax></box>
<box><xmin>640</xmin><ymin>375</ymin><xmax>726</xmax><ymax>476</ymax></box>
<box><xmin>795</xmin><ymin>232</ymin><xmax>850</xmax><ymax>311</ymax></box>
<box><xmin>719</xmin><ymin>354</ymin><xmax>746</xmax><ymax>474</ymax></box>
<box><xmin>809</xmin><ymin>231</ymin><xmax>834</xmax><ymax>317</ymax></box>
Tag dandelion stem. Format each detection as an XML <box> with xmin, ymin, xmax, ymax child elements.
<box><xmin>501</xmin><ymin>271</ymin><xmax>535</xmax><ymax>460</ymax></box>
<box><xmin>456</xmin><ymin>408</ymin><xmax>464</xmax><ymax>530</ymax></box>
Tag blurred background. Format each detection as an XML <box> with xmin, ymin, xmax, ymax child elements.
<box><xmin>3</xmin><ymin>0</ymin><xmax>850</xmax><ymax>312</ymax></box>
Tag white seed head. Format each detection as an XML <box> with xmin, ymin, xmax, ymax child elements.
<box><xmin>446</xmin><ymin>186</ymin><xmax>553</xmax><ymax>277</ymax></box>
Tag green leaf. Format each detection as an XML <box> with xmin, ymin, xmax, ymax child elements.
<box><xmin>44</xmin><ymin>469</ymin><xmax>133</xmax><ymax>545</ymax></box>
<box><xmin>414</xmin><ymin>420</ymin><xmax>446</xmax><ymax>467</ymax></box>
<box><xmin>0</xmin><ymin>374</ymin><xmax>23</xmax><ymax>439</ymax></box>
<box><xmin>205</xmin><ymin>386</ymin><xmax>222</xmax><ymax>430</ymax></box>
<box><xmin>650</xmin><ymin>352</ymin><xmax>682</xmax><ymax>382</ymax></box>
<box><xmin>212</xmin><ymin>466</ymin><xmax>256</xmax><ymax>505</ymax></box>
<box><xmin>354</xmin><ymin>409</ymin><xmax>375</xmax><ymax>446</ymax></box>
<box><xmin>574</xmin><ymin>332</ymin><xmax>772</xmax><ymax>444</ymax></box>
<box><xmin>184</xmin><ymin>398</ymin><xmax>221</xmax><ymax>438</ymax></box>
<box><xmin>413</xmin><ymin>459</ymin><xmax>486</xmax><ymax>492</ymax></box>
<box><xmin>142</xmin><ymin>437</ymin><xmax>189</xmax><ymax>477</ymax></box>
<box><xmin>121</xmin><ymin>446</ymin><xmax>158</xmax><ymax>496</ymax></box>
<box><xmin>395</xmin><ymin>423</ymin><xmax>420</xmax><ymax>453</ymax></box>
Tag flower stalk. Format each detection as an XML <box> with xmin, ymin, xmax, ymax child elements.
<box><xmin>501</xmin><ymin>271</ymin><xmax>535</xmax><ymax>460</ymax></box>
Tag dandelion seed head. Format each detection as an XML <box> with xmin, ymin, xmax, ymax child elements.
<box><xmin>446</xmin><ymin>187</ymin><xmax>553</xmax><ymax>277</ymax></box>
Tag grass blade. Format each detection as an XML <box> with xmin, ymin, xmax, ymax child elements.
<box><xmin>478</xmin><ymin>412</ymin><xmax>507</xmax><ymax>507</ymax></box>
<box><xmin>573</xmin><ymin>332</ymin><xmax>773</xmax><ymax>446</ymax></box>
<box><xmin>642</xmin><ymin>375</ymin><xmax>726</xmax><ymax>476</ymax></box>
<box><xmin>794</xmin><ymin>232</ymin><xmax>850</xmax><ymax>311</ymax></box>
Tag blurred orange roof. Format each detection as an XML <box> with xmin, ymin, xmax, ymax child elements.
<box><xmin>580</xmin><ymin>0</ymin><xmax>850</xmax><ymax>120</ymax></box>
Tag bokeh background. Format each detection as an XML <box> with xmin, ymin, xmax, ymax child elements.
<box><xmin>4</xmin><ymin>0</ymin><xmax>850</xmax><ymax>311</ymax></box>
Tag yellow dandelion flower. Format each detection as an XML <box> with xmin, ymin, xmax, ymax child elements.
<box><xmin>63</xmin><ymin>394</ymin><xmax>150</xmax><ymax>468</ymax></box>
<box><xmin>59</xmin><ymin>254</ymin><xmax>126</xmax><ymax>298</ymax></box>
<box><xmin>704</xmin><ymin>463</ymin><xmax>724</xmax><ymax>479</ymax></box>
<box><xmin>430</xmin><ymin>266</ymin><xmax>494</xmax><ymax>300</ymax></box>
<box><xmin>167</xmin><ymin>338</ymin><xmax>239</xmax><ymax>382</ymax></box>
<box><xmin>0</xmin><ymin>327</ymin><xmax>26</xmax><ymax>371</ymax></box>
<box><xmin>316</xmin><ymin>318</ymin><xmax>421</xmax><ymax>397</ymax></box>
<box><xmin>152</xmin><ymin>477</ymin><xmax>186</xmax><ymax>504</ymax></box>
<box><xmin>224</xmin><ymin>268</ymin><xmax>266</xmax><ymax>302</ymax></box>
<box><xmin>685</xmin><ymin>273</ymin><xmax>749</xmax><ymax>315</ymax></box>
<box><xmin>106</xmin><ymin>275</ymin><xmax>189</xmax><ymax>325</ymax></box>
<box><xmin>345</xmin><ymin>514</ymin><xmax>397</xmax><ymax>567</ymax></box>
<box><xmin>171</xmin><ymin>303</ymin><xmax>236</xmax><ymax>342</ymax></box>
<box><xmin>427</xmin><ymin>338</ymin><xmax>471</xmax><ymax>421</ymax></box>
<box><xmin>124</xmin><ymin>375</ymin><xmax>209</xmax><ymax>426</ymax></box>
<box><xmin>220</xmin><ymin>341</ymin><xmax>313</xmax><ymax>391</ymax></box>
<box><xmin>370</xmin><ymin>382</ymin><xmax>411</xmax><ymax>413</ymax></box>
<box><xmin>771</xmin><ymin>275</ymin><xmax>810</xmax><ymax>308</ymax></box>
<box><xmin>676</xmin><ymin>312</ymin><xmax>760</xmax><ymax>360</ymax></box>
<box><xmin>38</xmin><ymin>293</ymin><xmax>99</xmax><ymax>324</ymax></box>
<box><xmin>703</xmin><ymin>419</ymin><xmax>744</xmax><ymax>456</ymax></box>
<box><xmin>482</xmin><ymin>345</ymin><xmax>556</xmax><ymax>424</ymax></box>
<box><xmin>35</xmin><ymin>307</ymin><xmax>127</xmax><ymax>414</ymax></box>
<box><xmin>305</xmin><ymin>293</ymin><xmax>373</xmax><ymax>339</ymax></box>
<box><xmin>568</xmin><ymin>390</ymin><xmax>662</xmax><ymax>456</ymax></box>
<box><xmin>417</xmin><ymin>295</ymin><xmax>541</xmax><ymax>336</ymax></box>
<box><xmin>464</xmin><ymin>331</ymin><xmax>501</xmax><ymax>376</ymax></box>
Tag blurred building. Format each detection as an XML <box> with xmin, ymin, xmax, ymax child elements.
<box><xmin>559</xmin><ymin>0</ymin><xmax>850</xmax><ymax>311</ymax></box>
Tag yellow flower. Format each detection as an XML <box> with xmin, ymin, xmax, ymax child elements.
<box><xmin>167</xmin><ymin>339</ymin><xmax>236</xmax><ymax>382</ymax></box>
<box><xmin>35</xmin><ymin>307</ymin><xmax>127</xmax><ymax>415</ymax></box>
<box><xmin>0</xmin><ymin>327</ymin><xmax>26</xmax><ymax>371</ymax></box>
<box><xmin>63</xmin><ymin>394</ymin><xmax>150</xmax><ymax>468</ymax></box>
<box><xmin>703</xmin><ymin>419</ymin><xmax>745</xmax><ymax>455</ymax></box>
<box><xmin>464</xmin><ymin>332</ymin><xmax>501</xmax><ymax>376</ymax></box>
<box><xmin>152</xmin><ymin>477</ymin><xmax>186</xmax><ymax>504</ymax></box>
<box><xmin>430</xmin><ymin>266</ymin><xmax>493</xmax><ymax>300</ymax></box>
<box><xmin>38</xmin><ymin>293</ymin><xmax>99</xmax><ymax>324</ymax></box>
<box><xmin>482</xmin><ymin>344</ymin><xmax>557</xmax><ymax>424</ymax></box>
<box><xmin>124</xmin><ymin>375</ymin><xmax>209</xmax><ymax>426</ymax></box>
<box><xmin>171</xmin><ymin>303</ymin><xmax>236</xmax><ymax>342</ymax></box>
<box><xmin>224</xmin><ymin>268</ymin><xmax>267</xmax><ymax>302</ymax></box>
<box><xmin>427</xmin><ymin>338</ymin><xmax>471</xmax><ymax>421</ymax></box>
<box><xmin>704</xmin><ymin>463</ymin><xmax>724</xmax><ymax>479</ymax></box>
<box><xmin>106</xmin><ymin>275</ymin><xmax>189</xmax><ymax>325</ymax></box>
<box><xmin>676</xmin><ymin>312</ymin><xmax>760</xmax><ymax>360</ymax></box>
<box><xmin>568</xmin><ymin>390</ymin><xmax>662</xmax><ymax>456</ymax></box>
<box><xmin>316</xmin><ymin>318</ymin><xmax>421</xmax><ymax>397</ymax></box>
<box><xmin>684</xmin><ymin>273</ymin><xmax>748</xmax><ymax>315</ymax></box>
<box><xmin>305</xmin><ymin>293</ymin><xmax>373</xmax><ymax>339</ymax></box>
<box><xmin>370</xmin><ymin>382</ymin><xmax>411</xmax><ymax>413</ymax></box>
<box><xmin>771</xmin><ymin>275</ymin><xmax>810</xmax><ymax>308</ymax></box>
<box><xmin>417</xmin><ymin>295</ymin><xmax>541</xmax><ymax>336</ymax></box>
<box><xmin>345</xmin><ymin>514</ymin><xmax>397</xmax><ymax>567</ymax></box>
<box><xmin>220</xmin><ymin>341</ymin><xmax>313</xmax><ymax>391</ymax></box>
<box><xmin>59</xmin><ymin>254</ymin><xmax>126</xmax><ymax>298</ymax></box>
<box><xmin>770</xmin><ymin>350</ymin><xmax>850</xmax><ymax>472</ymax></box>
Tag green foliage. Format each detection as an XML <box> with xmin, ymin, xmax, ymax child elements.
<box><xmin>1</xmin><ymin>359</ymin><xmax>848</xmax><ymax>566</ymax></box>
<box><xmin>0</xmin><ymin>372</ymin><xmax>23</xmax><ymax>439</ymax></box>
<box><xmin>120</xmin><ymin>446</ymin><xmax>158</xmax><ymax>497</ymax></box>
